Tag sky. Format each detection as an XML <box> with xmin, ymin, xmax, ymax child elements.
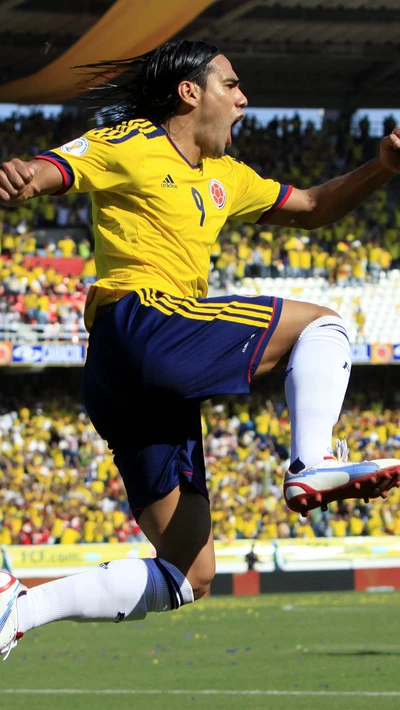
<box><xmin>0</xmin><ymin>103</ymin><xmax>399</xmax><ymax>137</ymax></box>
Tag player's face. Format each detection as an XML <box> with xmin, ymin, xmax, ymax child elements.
<box><xmin>196</xmin><ymin>54</ymin><xmax>247</xmax><ymax>159</ymax></box>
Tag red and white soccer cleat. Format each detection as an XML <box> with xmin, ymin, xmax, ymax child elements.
<box><xmin>284</xmin><ymin>440</ymin><xmax>400</xmax><ymax>517</ymax></box>
<box><xmin>0</xmin><ymin>571</ymin><xmax>26</xmax><ymax>660</ymax></box>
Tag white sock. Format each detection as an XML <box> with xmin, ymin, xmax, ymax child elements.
<box><xmin>284</xmin><ymin>315</ymin><xmax>351</xmax><ymax>470</ymax></box>
<box><xmin>17</xmin><ymin>558</ymin><xmax>194</xmax><ymax>633</ymax></box>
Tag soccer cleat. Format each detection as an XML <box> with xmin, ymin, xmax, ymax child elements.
<box><xmin>284</xmin><ymin>439</ymin><xmax>400</xmax><ymax>516</ymax></box>
<box><xmin>0</xmin><ymin>571</ymin><xmax>26</xmax><ymax>661</ymax></box>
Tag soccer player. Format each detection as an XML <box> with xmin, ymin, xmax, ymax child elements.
<box><xmin>0</xmin><ymin>40</ymin><xmax>400</xmax><ymax>658</ymax></box>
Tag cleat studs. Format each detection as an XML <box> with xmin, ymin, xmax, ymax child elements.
<box><xmin>381</xmin><ymin>491</ymin><xmax>388</xmax><ymax>499</ymax></box>
<box><xmin>354</xmin><ymin>482</ymin><xmax>361</xmax><ymax>490</ymax></box>
<box><xmin>370</xmin><ymin>476</ymin><xmax>377</xmax><ymax>485</ymax></box>
<box><xmin>321</xmin><ymin>504</ymin><xmax>328</xmax><ymax>512</ymax></box>
<box><xmin>364</xmin><ymin>497</ymin><xmax>370</xmax><ymax>504</ymax></box>
<box><xmin>299</xmin><ymin>498</ymin><xmax>308</xmax><ymax>518</ymax></box>
<box><xmin>315</xmin><ymin>493</ymin><xmax>322</xmax><ymax>503</ymax></box>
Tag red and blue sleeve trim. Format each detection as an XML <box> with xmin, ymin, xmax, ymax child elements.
<box><xmin>257</xmin><ymin>184</ymin><xmax>293</xmax><ymax>224</ymax></box>
<box><xmin>35</xmin><ymin>150</ymin><xmax>75</xmax><ymax>195</ymax></box>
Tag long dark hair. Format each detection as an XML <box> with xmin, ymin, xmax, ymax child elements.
<box><xmin>76</xmin><ymin>40</ymin><xmax>220</xmax><ymax>126</ymax></box>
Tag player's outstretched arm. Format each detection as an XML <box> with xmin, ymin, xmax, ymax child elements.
<box><xmin>0</xmin><ymin>158</ymin><xmax>63</xmax><ymax>203</ymax></box>
<box><xmin>268</xmin><ymin>126</ymin><xmax>400</xmax><ymax>230</ymax></box>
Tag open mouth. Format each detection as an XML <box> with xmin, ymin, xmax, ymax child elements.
<box><xmin>227</xmin><ymin>114</ymin><xmax>245</xmax><ymax>146</ymax></box>
<box><xmin>232</xmin><ymin>114</ymin><xmax>245</xmax><ymax>128</ymax></box>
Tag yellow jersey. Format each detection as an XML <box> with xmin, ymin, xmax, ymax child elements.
<box><xmin>37</xmin><ymin>119</ymin><xmax>291</xmax><ymax>330</ymax></box>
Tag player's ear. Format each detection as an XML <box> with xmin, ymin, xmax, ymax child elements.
<box><xmin>177</xmin><ymin>80</ymin><xmax>201</xmax><ymax>108</ymax></box>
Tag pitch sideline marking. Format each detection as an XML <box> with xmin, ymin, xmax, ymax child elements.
<box><xmin>2</xmin><ymin>689</ymin><xmax>400</xmax><ymax>697</ymax></box>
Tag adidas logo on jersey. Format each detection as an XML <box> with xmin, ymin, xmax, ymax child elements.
<box><xmin>161</xmin><ymin>174</ymin><xmax>177</xmax><ymax>188</ymax></box>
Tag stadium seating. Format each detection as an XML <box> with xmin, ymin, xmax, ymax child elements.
<box><xmin>228</xmin><ymin>272</ymin><xmax>400</xmax><ymax>344</ymax></box>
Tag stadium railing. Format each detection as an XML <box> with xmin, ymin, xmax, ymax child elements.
<box><xmin>0</xmin><ymin>324</ymin><xmax>88</xmax><ymax>342</ymax></box>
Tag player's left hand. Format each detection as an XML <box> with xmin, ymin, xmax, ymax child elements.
<box><xmin>380</xmin><ymin>127</ymin><xmax>400</xmax><ymax>173</ymax></box>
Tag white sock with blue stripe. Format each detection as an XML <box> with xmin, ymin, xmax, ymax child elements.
<box><xmin>284</xmin><ymin>315</ymin><xmax>351</xmax><ymax>471</ymax></box>
<box><xmin>16</xmin><ymin>558</ymin><xmax>193</xmax><ymax>632</ymax></box>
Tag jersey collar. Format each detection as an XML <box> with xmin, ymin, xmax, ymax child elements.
<box><xmin>158</xmin><ymin>126</ymin><xmax>201</xmax><ymax>170</ymax></box>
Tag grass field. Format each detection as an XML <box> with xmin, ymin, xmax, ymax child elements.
<box><xmin>1</xmin><ymin>591</ymin><xmax>400</xmax><ymax>710</ymax></box>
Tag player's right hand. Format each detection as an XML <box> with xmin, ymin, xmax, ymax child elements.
<box><xmin>0</xmin><ymin>158</ymin><xmax>37</xmax><ymax>202</ymax></box>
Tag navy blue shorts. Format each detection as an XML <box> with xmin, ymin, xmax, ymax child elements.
<box><xmin>83</xmin><ymin>289</ymin><xmax>282</xmax><ymax>518</ymax></box>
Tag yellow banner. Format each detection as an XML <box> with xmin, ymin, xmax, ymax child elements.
<box><xmin>0</xmin><ymin>0</ymin><xmax>214</xmax><ymax>103</ymax></box>
<box><xmin>10</xmin><ymin>542</ymin><xmax>155</xmax><ymax>569</ymax></box>
<box><xmin>0</xmin><ymin>342</ymin><xmax>12</xmax><ymax>366</ymax></box>
<box><xmin>278</xmin><ymin>536</ymin><xmax>400</xmax><ymax>560</ymax></box>
<box><xmin>9</xmin><ymin>540</ymin><xmax>271</xmax><ymax>570</ymax></box>
<box><xmin>9</xmin><ymin>537</ymin><xmax>400</xmax><ymax>576</ymax></box>
<box><xmin>371</xmin><ymin>342</ymin><xmax>393</xmax><ymax>364</ymax></box>
<box><xmin>276</xmin><ymin>536</ymin><xmax>400</xmax><ymax>570</ymax></box>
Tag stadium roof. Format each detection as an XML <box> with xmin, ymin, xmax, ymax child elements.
<box><xmin>1</xmin><ymin>0</ymin><xmax>400</xmax><ymax>109</ymax></box>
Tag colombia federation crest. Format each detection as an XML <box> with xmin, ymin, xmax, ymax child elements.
<box><xmin>209</xmin><ymin>179</ymin><xmax>226</xmax><ymax>209</ymax></box>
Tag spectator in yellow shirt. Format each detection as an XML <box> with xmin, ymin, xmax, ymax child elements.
<box><xmin>56</xmin><ymin>234</ymin><xmax>77</xmax><ymax>258</ymax></box>
<box><xmin>329</xmin><ymin>514</ymin><xmax>348</xmax><ymax>537</ymax></box>
<box><xmin>60</xmin><ymin>525</ymin><xmax>81</xmax><ymax>545</ymax></box>
<box><xmin>348</xmin><ymin>509</ymin><xmax>365</xmax><ymax>536</ymax></box>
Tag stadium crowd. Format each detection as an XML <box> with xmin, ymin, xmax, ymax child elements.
<box><xmin>0</xmin><ymin>369</ymin><xmax>399</xmax><ymax>546</ymax></box>
<box><xmin>0</xmin><ymin>109</ymin><xmax>400</xmax><ymax>545</ymax></box>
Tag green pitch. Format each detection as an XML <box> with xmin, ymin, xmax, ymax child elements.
<box><xmin>1</xmin><ymin>591</ymin><xmax>400</xmax><ymax>710</ymax></box>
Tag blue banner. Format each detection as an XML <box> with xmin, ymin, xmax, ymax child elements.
<box><xmin>12</xmin><ymin>343</ymin><xmax>86</xmax><ymax>365</ymax></box>
<box><xmin>350</xmin><ymin>343</ymin><xmax>371</xmax><ymax>363</ymax></box>
<box><xmin>6</xmin><ymin>341</ymin><xmax>400</xmax><ymax>367</ymax></box>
